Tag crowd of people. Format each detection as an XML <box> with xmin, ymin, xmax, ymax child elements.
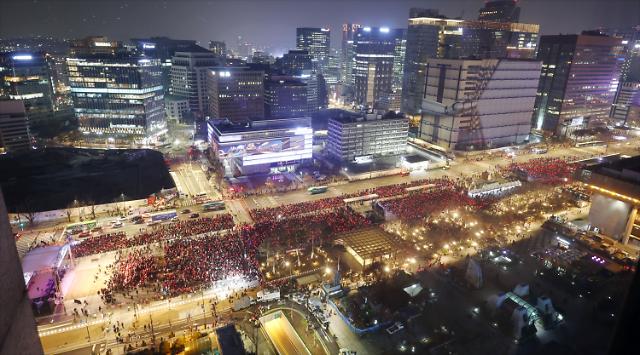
<box><xmin>249</xmin><ymin>177</ymin><xmax>463</xmax><ymax>223</ymax></box>
<box><xmin>502</xmin><ymin>158</ymin><xmax>578</xmax><ymax>184</ymax></box>
<box><xmin>71</xmin><ymin>214</ymin><xmax>235</xmax><ymax>257</ymax></box>
<box><xmin>381</xmin><ymin>185</ymin><xmax>494</xmax><ymax>222</ymax></box>
<box><xmin>104</xmin><ymin>206</ymin><xmax>369</xmax><ymax>296</ymax></box>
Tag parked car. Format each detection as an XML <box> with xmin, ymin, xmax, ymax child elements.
<box><xmin>112</xmin><ymin>221</ymin><xmax>123</xmax><ymax>228</ymax></box>
<box><xmin>190</xmin><ymin>213</ymin><xmax>200</xmax><ymax>219</ymax></box>
<box><xmin>181</xmin><ymin>209</ymin><xmax>191</xmax><ymax>214</ymax></box>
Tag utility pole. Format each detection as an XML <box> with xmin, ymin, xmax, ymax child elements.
<box><xmin>149</xmin><ymin>314</ymin><xmax>156</xmax><ymax>346</ymax></box>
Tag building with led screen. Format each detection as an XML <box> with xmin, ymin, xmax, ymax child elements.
<box><xmin>67</xmin><ymin>54</ymin><xmax>166</xmax><ymax>141</ymax></box>
<box><xmin>579</xmin><ymin>156</ymin><xmax>640</xmax><ymax>250</ymax></box>
<box><xmin>208</xmin><ymin>117</ymin><xmax>312</xmax><ymax>176</ymax></box>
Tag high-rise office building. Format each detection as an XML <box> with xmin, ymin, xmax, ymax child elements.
<box><xmin>419</xmin><ymin>58</ymin><xmax>542</xmax><ymax>150</ymax></box>
<box><xmin>131</xmin><ymin>37</ymin><xmax>203</xmax><ymax>96</ymax></box>
<box><xmin>600</xmin><ymin>26</ymin><xmax>640</xmax><ymax>82</ymax></box>
<box><xmin>327</xmin><ymin>111</ymin><xmax>409</xmax><ymax>162</ymax></box>
<box><xmin>296</xmin><ymin>27</ymin><xmax>331</xmax><ymax>72</ymax></box>
<box><xmin>533</xmin><ymin>33</ymin><xmax>624</xmax><ymax>136</ymax></box>
<box><xmin>265</xmin><ymin>76</ymin><xmax>308</xmax><ymax>118</ymax></box>
<box><xmin>401</xmin><ymin>9</ymin><xmax>539</xmax><ymax>115</ymax></box>
<box><xmin>353</xmin><ymin>27</ymin><xmax>405</xmax><ymax>111</ymax></box>
<box><xmin>610</xmin><ymin>82</ymin><xmax>640</xmax><ymax>126</ymax></box>
<box><xmin>478</xmin><ymin>0</ymin><xmax>521</xmax><ymax>22</ymax></box>
<box><xmin>277</xmin><ymin>50</ymin><xmax>313</xmax><ymax>76</ymax></box>
<box><xmin>341</xmin><ymin>23</ymin><xmax>361</xmax><ymax>90</ymax></box>
<box><xmin>169</xmin><ymin>49</ymin><xmax>218</xmax><ymax>115</ymax></box>
<box><xmin>295</xmin><ymin>70</ymin><xmax>323</xmax><ymax>114</ymax></box>
<box><xmin>207</xmin><ymin>66</ymin><xmax>264</xmax><ymax>122</ymax></box>
<box><xmin>67</xmin><ymin>53</ymin><xmax>166</xmax><ymax>140</ymax></box>
<box><xmin>0</xmin><ymin>100</ymin><xmax>31</xmax><ymax>153</ymax></box>
<box><xmin>0</xmin><ymin>52</ymin><xmax>54</xmax><ymax>131</ymax></box>
<box><xmin>209</xmin><ymin>40</ymin><xmax>227</xmax><ymax>57</ymax></box>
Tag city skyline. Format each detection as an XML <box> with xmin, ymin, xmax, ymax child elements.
<box><xmin>1</xmin><ymin>0</ymin><xmax>638</xmax><ymax>55</ymax></box>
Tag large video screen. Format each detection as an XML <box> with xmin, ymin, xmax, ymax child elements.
<box><xmin>589</xmin><ymin>193</ymin><xmax>631</xmax><ymax>240</ymax></box>
<box><xmin>217</xmin><ymin>134</ymin><xmax>312</xmax><ymax>166</ymax></box>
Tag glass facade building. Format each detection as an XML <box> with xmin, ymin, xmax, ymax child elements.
<box><xmin>296</xmin><ymin>28</ymin><xmax>331</xmax><ymax>73</ymax></box>
<box><xmin>533</xmin><ymin>33</ymin><xmax>624</xmax><ymax>136</ymax></box>
<box><xmin>67</xmin><ymin>55</ymin><xmax>166</xmax><ymax>140</ymax></box>
<box><xmin>0</xmin><ymin>52</ymin><xmax>54</xmax><ymax>129</ymax></box>
<box><xmin>353</xmin><ymin>27</ymin><xmax>405</xmax><ymax>111</ymax></box>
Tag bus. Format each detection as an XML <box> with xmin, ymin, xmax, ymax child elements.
<box><xmin>202</xmin><ymin>200</ymin><xmax>225</xmax><ymax>211</ymax></box>
<box><xmin>148</xmin><ymin>210</ymin><xmax>178</xmax><ymax>222</ymax></box>
<box><xmin>65</xmin><ymin>220</ymin><xmax>98</xmax><ymax>234</ymax></box>
<box><xmin>405</xmin><ymin>184</ymin><xmax>437</xmax><ymax>193</ymax></box>
<box><xmin>343</xmin><ymin>194</ymin><xmax>379</xmax><ymax>204</ymax></box>
<box><xmin>308</xmin><ymin>186</ymin><xmax>328</xmax><ymax>195</ymax></box>
<box><xmin>575</xmin><ymin>140</ymin><xmax>606</xmax><ymax>148</ymax></box>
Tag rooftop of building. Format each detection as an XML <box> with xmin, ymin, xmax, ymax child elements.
<box><xmin>329</xmin><ymin>110</ymin><xmax>406</xmax><ymax>124</ymax></box>
<box><xmin>586</xmin><ymin>155</ymin><xmax>640</xmax><ymax>185</ymax></box>
<box><xmin>337</xmin><ymin>227</ymin><xmax>398</xmax><ymax>260</ymax></box>
<box><xmin>209</xmin><ymin>117</ymin><xmax>311</xmax><ymax>135</ymax></box>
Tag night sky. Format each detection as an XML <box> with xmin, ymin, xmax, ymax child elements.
<box><xmin>1</xmin><ymin>0</ymin><xmax>638</xmax><ymax>55</ymax></box>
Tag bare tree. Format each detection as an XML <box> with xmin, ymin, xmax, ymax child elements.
<box><xmin>84</xmin><ymin>199</ymin><xmax>97</xmax><ymax>219</ymax></box>
<box><xmin>18</xmin><ymin>197</ymin><xmax>38</xmax><ymax>227</ymax></box>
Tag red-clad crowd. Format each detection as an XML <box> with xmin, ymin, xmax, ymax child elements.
<box><xmin>107</xmin><ymin>250</ymin><xmax>157</xmax><ymax>291</ymax></box>
<box><xmin>380</xmin><ymin>182</ymin><xmax>494</xmax><ymax>221</ymax></box>
<box><xmin>71</xmin><ymin>214</ymin><xmax>235</xmax><ymax>257</ymax></box>
<box><xmin>503</xmin><ymin>158</ymin><xmax>578</xmax><ymax>184</ymax></box>
<box><xmin>249</xmin><ymin>177</ymin><xmax>461</xmax><ymax>223</ymax></box>
<box><xmin>71</xmin><ymin>232</ymin><xmax>128</xmax><ymax>258</ymax></box>
<box><xmin>105</xmin><ymin>206</ymin><xmax>369</xmax><ymax>296</ymax></box>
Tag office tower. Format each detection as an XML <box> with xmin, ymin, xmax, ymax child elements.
<box><xmin>296</xmin><ymin>27</ymin><xmax>331</xmax><ymax>72</ymax></box>
<box><xmin>478</xmin><ymin>0</ymin><xmax>521</xmax><ymax>22</ymax></box>
<box><xmin>0</xmin><ymin>52</ymin><xmax>54</xmax><ymax>131</ymax></box>
<box><xmin>610</xmin><ymin>82</ymin><xmax>640</xmax><ymax>126</ymax></box>
<box><xmin>265</xmin><ymin>76</ymin><xmax>308</xmax><ymax>118</ymax></box>
<box><xmin>0</xmin><ymin>100</ymin><xmax>31</xmax><ymax>153</ymax></box>
<box><xmin>324</xmin><ymin>49</ymin><xmax>341</xmax><ymax>88</ymax></box>
<box><xmin>67</xmin><ymin>53</ymin><xmax>166</xmax><ymax>140</ymax></box>
<box><xmin>69</xmin><ymin>36</ymin><xmax>123</xmax><ymax>56</ymax></box>
<box><xmin>252</xmin><ymin>51</ymin><xmax>273</xmax><ymax>65</ymax></box>
<box><xmin>236</xmin><ymin>36</ymin><xmax>254</xmax><ymax>59</ymax></box>
<box><xmin>341</xmin><ymin>23</ymin><xmax>361</xmax><ymax>90</ymax></box>
<box><xmin>169</xmin><ymin>49</ymin><xmax>218</xmax><ymax>116</ymax></box>
<box><xmin>600</xmin><ymin>26</ymin><xmax>640</xmax><ymax>82</ymax></box>
<box><xmin>295</xmin><ymin>70</ymin><xmax>322</xmax><ymax>113</ymax></box>
<box><xmin>165</xmin><ymin>95</ymin><xmax>191</xmax><ymax>123</ymax></box>
<box><xmin>0</xmin><ymin>189</ymin><xmax>43</xmax><ymax>354</ymax></box>
<box><xmin>209</xmin><ymin>40</ymin><xmax>227</xmax><ymax>57</ymax></box>
<box><xmin>327</xmin><ymin>111</ymin><xmax>409</xmax><ymax>162</ymax></box>
<box><xmin>353</xmin><ymin>26</ymin><xmax>405</xmax><ymax>111</ymax></box>
<box><xmin>207</xmin><ymin>66</ymin><xmax>264</xmax><ymax>122</ymax></box>
<box><xmin>533</xmin><ymin>33</ymin><xmax>624</xmax><ymax>136</ymax></box>
<box><xmin>131</xmin><ymin>37</ymin><xmax>203</xmax><ymax>97</ymax></box>
<box><xmin>419</xmin><ymin>58</ymin><xmax>542</xmax><ymax>150</ymax></box>
<box><xmin>277</xmin><ymin>50</ymin><xmax>313</xmax><ymax>76</ymax></box>
<box><xmin>401</xmin><ymin>9</ymin><xmax>539</xmax><ymax>115</ymax></box>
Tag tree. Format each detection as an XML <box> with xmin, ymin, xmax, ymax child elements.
<box><xmin>84</xmin><ymin>199</ymin><xmax>97</xmax><ymax>219</ymax></box>
<box><xmin>18</xmin><ymin>197</ymin><xmax>38</xmax><ymax>227</ymax></box>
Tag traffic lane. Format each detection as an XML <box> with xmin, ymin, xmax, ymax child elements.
<box><xmin>263</xmin><ymin>317</ymin><xmax>310</xmax><ymax>355</ymax></box>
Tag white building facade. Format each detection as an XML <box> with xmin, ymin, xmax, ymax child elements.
<box><xmin>419</xmin><ymin>58</ymin><xmax>541</xmax><ymax>150</ymax></box>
